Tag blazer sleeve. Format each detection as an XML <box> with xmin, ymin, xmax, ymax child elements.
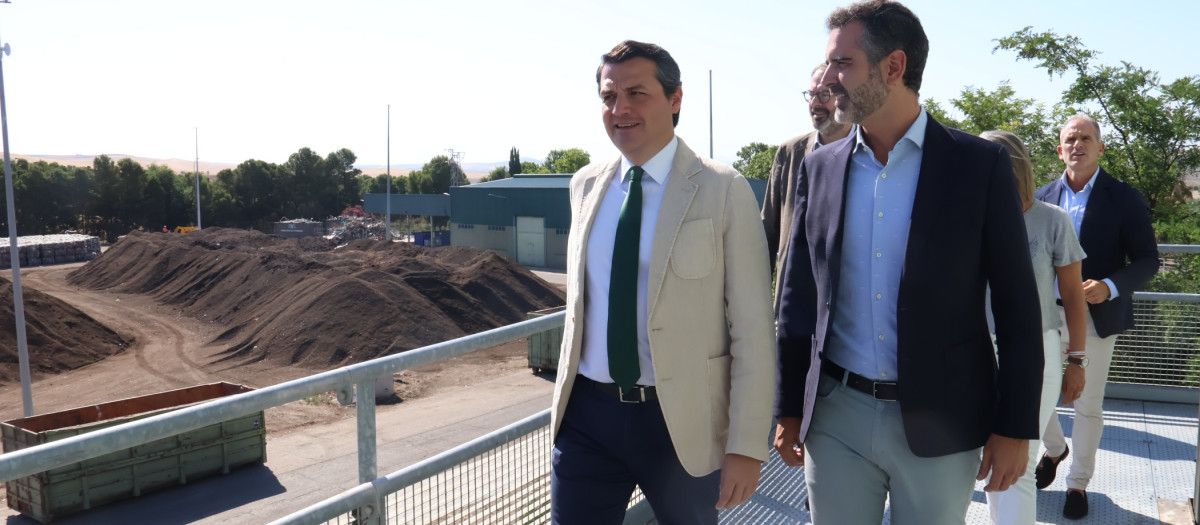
<box><xmin>722</xmin><ymin>174</ymin><xmax>778</xmax><ymax>462</ymax></box>
<box><xmin>1109</xmin><ymin>185</ymin><xmax>1159</xmax><ymax>295</ymax></box>
<box><xmin>774</xmin><ymin>160</ymin><xmax>817</xmax><ymax>418</ymax></box>
<box><xmin>983</xmin><ymin>152</ymin><xmax>1045</xmax><ymax>440</ymax></box>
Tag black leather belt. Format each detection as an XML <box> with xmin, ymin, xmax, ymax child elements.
<box><xmin>576</xmin><ymin>375</ymin><xmax>658</xmax><ymax>403</ymax></box>
<box><xmin>822</xmin><ymin>361</ymin><xmax>899</xmax><ymax>401</ymax></box>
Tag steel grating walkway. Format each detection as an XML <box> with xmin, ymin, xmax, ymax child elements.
<box><xmin>718</xmin><ymin>399</ymin><xmax>1198</xmax><ymax>524</ymax></box>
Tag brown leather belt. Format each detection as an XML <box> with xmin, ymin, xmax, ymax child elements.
<box><xmin>576</xmin><ymin>375</ymin><xmax>658</xmax><ymax>403</ymax></box>
<box><xmin>822</xmin><ymin>361</ymin><xmax>899</xmax><ymax>401</ymax></box>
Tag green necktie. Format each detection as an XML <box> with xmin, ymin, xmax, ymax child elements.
<box><xmin>608</xmin><ymin>166</ymin><xmax>644</xmax><ymax>391</ymax></box>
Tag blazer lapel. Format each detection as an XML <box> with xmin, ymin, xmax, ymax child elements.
<box><xmin>902</xmin><ymin>116</ymin><xmax>955</xmax><ymax>284</ymax></box>
<box><xmin>647</xmin><ymin>139</ymin><xmax>700</xmax><ymax>320</ymax></box>
<box><xmin>815</xmin><ymin>138</ymin><xmax>855</xmax><ymax>306</ymax></box>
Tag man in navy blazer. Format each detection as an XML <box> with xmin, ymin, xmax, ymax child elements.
<box><xmin>1032</xmin><ymin>113</ymin><xmax>1158</xmax><ymax>519</ymax></box>
<box><xmin>773</xmin><ymin>1</ymin><xmax>1045</xmax><ymax>522</ymax></box>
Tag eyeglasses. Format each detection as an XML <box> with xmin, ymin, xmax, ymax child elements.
<box><xmin>803</xmin><ymin>89</ymin><xmax>833</xmax><ymax>103</ymax></box>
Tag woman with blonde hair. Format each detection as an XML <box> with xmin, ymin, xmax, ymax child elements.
<box><xmin>980</xmin><ymin>130</ymin><xmax>1088</xmax><ymax>525</ymax></box>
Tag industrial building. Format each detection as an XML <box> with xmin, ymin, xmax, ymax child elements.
<box><xmin>364</xmin><ymin>173</ymin><xmax>765</xmax><ymax>270</ymax></box>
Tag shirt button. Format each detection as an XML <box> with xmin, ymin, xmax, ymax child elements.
<box><xmin>876</xmin><ymin>293</ymin><xmax>882</xmax><ymax>300</ymax></box>
<box><xmin>876</xmin><ymin>252</ymin><xmax>882</xmax><ymax>258</ymax></box>
<box><xmin>880</xmin><ymin>371</ymin><xmax>888</xmax><ymax>377</ymax></box>
<box><xmin>878</xmin><ymin>334</ymin><xmax>885</xmax><ymax>340</ymax></box>
<box><xmin>877</xmin><ymin>212</ymin><xmax>884</xmax><ymax>218</ymax></box>
<box><xmin>881</xmin><ymin>173</ymin><xmax>888</xmax><ymax>179</ymax></box>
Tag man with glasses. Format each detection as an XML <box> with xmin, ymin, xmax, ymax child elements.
<box><xmin>762</xmin><ymin>63</ymin><xmax>854</xmax><ymax>309</ymax></box>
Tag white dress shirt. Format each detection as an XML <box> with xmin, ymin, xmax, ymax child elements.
<box><xmin>578</xmin><ymin>137</ymin><xmax>678</xmax><ymax>386</ymax></box>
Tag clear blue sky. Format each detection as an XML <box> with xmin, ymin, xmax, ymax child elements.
<box><xmin>0</xmin><ymin>0</ymin><xmax>1194</xmax><ymax>169</ymax></box>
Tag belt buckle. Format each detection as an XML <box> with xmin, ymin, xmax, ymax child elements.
<box><xmin>873</xmin><ymin>381</ymin><xmax>897</xmax><ymax>401</ymax></box>
<box><xmin>618</xmin><ymin>386</ymin><xmax>646</xmax><ymax>403</ymax></box>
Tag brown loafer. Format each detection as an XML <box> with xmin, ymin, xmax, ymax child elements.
<box><xmin>1034</xmin><ymin>444</ymin><xmax>1069</xmax><ymax>489</ymax></box>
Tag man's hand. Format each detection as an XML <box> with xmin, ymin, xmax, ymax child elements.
<box><xmin>977</xmin><ymin>434</ymin><xmax>1030</xmax><ymax>492</ymax></box>
<box><xmin>1082</xmin><ymin>279</ymin><xmax>1111</xmax><ymax>304</ymax></box>
<box><xmin>716</xmin><ymin>453</ymin><xmax>762</xmax><ymax>509</ymax></box>
<box><xmin>1061</xmin><ymin>364</ymin><xmax>1086</xmax><ymax>405</ymax></box>
<box><xmin>773</xmin><ymin>417</ymin><xmax>805</xmax><ymax>467</ymax></box>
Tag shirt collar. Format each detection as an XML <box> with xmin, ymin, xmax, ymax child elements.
<box><xmin>621</xmin><ymin>136</ymin><xmax>678</xmax><ymax>185</ymax></box>
<box><xmin>1060</xmin><ymin>166</ymin><xmax>1101</xmax><ymax>193</ymax></box>
<box><xmin>852</xmin><ymin>109</ymin><xmax>928</xmax><ymax>156</ymax></box>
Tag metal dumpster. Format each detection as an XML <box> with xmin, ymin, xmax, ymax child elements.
<box><xmin>527</xmin><ymin>306</ymin><xmax>566</xmax><ymax>373</ymax></box>
<box><xmin>2</xmin><ymin>382</ymin><xmax>266</xmax><ymax>523</ymax></box>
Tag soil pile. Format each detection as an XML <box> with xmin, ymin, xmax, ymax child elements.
<box><xmin>67</xmin><ymin>229</ymin><xmax>565</xmax><ymax>369</ymax></box>
<box><xmin>0</xmin><ymin>276</ymin><xmax>130</xmax><ymax>383</ymax></box>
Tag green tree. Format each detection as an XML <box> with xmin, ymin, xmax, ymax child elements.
<box><xmin>416</xmin><ymin>155</ymin><xmax>455</xmax><ymax>194</ymax></box>
<box><xmin>485</xmin><ymin>166</ymin><xmax>510</xmax><ymax>182</ymax></box>
<box><xmin>733</xmin><ymin>142</ymin><xmax>777</xmax><ymax>180</ymax></box>
<box><xmin>940</xmin><ymin>82</ymin><xmax>1062</xmax><ymax>185</ymax></box>
<box><xmin>520</xmin><ymin>161</ymin><xmax>550</xmax><ymax>174</ymax></box>
<box><xmin>996</xmin><ymin>27</ymin><xmax>1200</xmax><ymax>217</ymax></box>
<box><xmin>509</xmin><ymin>147</ymin><xmax>522</xmax><ymax>175</ymax></box>
<box><xmin>548</xmin><ymin>148</ymin><xmax>591</xmax><ymax>173</ymax></box>
<box><xmin>326</xmin><ymin>148</ymin><xmax>363</xmax><ymax>213</ymax></box>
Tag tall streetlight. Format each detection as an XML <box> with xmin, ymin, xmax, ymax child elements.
<box><xmin>194</xmin><ymin>128</ymin><xmax>201</xmax><ymax>229</ymax></box>
<box><xmin>0</xmin><ymin>11</ymin><xmax>35</xmax><ymax>416</ymax></box>
<box><xmin>385</xmin><ymin>105</ymin><xmax>391</xmax><ymax>241</ymax></box>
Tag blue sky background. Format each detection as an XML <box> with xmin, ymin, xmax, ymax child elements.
<box><xmin>0</xmin><ymin>0</ymin><xmax>1194</xmax><ymax>169</ymax></box>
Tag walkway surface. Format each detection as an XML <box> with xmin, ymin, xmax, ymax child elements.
<box><xmin>720</xmin><ymin>398</ymin><xmax>1197</xmax><ymax>524</ymax></box>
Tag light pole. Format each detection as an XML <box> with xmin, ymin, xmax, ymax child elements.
<box><xmin>194</xmin><ymin>128</ymin><xmax>201</xmax><ymax>229</ymax></box>
<box><xmin>0</xmin><ymin>15</ymin><xmax>34</xmax><ymax>416</ymax></box>
<box><xmin>385</xmin><ymin>105</ymin><xmax>392</xmax><ymax>241</ymax></box>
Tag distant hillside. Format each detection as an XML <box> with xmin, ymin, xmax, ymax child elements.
<box><xmin>13</xmin><ymin>153</ymin><xmax>234</xmax><ymax>177</ymax></box>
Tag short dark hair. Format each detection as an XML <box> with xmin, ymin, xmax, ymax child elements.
<box><xmin>597</xmin><ymin>40</ymin><xmax>682</xmax><ymax>126</ymax></box>
<box><xmin>827</xmin><ymin>0</ymin><xmax>928</xmax><ymax>94</ymax></box>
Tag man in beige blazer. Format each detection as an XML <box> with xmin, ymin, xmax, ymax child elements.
<box><xmin>761</xmin><ymin>62</ymin><xmax>853</xmax><ymax>309</ymax></box>
<box><xmin>549</xmin><ymin>40</ymin><xmax>775</xmax><ymax>525</ymax></box>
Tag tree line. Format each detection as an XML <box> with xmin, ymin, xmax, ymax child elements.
<box><xmin>0</xmin><ymin>147</ymin><xmax>479</xmax><ymax>242</ymax></box>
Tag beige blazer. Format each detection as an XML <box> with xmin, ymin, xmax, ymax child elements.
<box><xmin>550</xmin><ymin>138</ymin><xmax>776</xmax><ymax>477</ymax></box>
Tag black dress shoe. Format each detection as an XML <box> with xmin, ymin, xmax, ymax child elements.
<box><xmin>1034</xmin><ymin>444</ymin><xmax>1069</xmax><ymax>489</ymax></box>
<box><xmin>1063</xmin><ymin>490</ymin><xmax>1088</xmax><ymax>519</ymax></box>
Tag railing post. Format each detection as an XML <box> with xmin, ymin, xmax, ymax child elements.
<box><xmin>356</xmin><ymin>377</ymin><xmax>380</xmax><ymax>524</ymax></box>
<box><xmin>357</xmin><ymin>378</ymin><xmax>378</xmax><ymax>483</ymax></box>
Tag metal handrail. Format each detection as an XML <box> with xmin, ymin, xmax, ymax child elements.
<box><xmin>268</xmin><ymin>410</ymin><xmax>552</xmax><ymax>525</ymax></box>
<box><xmin>0</xmin><ymin>311</ymin><xmax>566</xmax><ymax>485</ymax></box>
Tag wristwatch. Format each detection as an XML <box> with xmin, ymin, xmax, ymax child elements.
<box><xmin>1067</xmin><ymin>355</ymin><xmax>1089</xmax><ymax>369</ymax></box>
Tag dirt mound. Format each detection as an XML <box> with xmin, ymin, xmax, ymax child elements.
<box><xmin>67</xmin><ymin>229</ymin><xmax>565</xmax><ymax>369</ymax></box>
<box><xmin>0</xmin><ymin>276</ymin><xmax>131</xmax><ymax>383</ymax></box>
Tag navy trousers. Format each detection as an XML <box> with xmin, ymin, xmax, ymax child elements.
<box><xmin>551</xmin><ymin>378</ymin><xmax>720</xmax><ymax>525</ymax></box>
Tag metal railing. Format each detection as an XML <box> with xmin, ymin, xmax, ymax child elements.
<box><xmin>0</xmin><ymin>311</ymin><xmax>566</xmax><ymax>510</ymax></box>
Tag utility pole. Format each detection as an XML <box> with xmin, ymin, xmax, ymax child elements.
<box><xmin>386</xmin><ymin>105</ymin><xmax>391</xmax><ymax>241</ymax></box>
<box><xmin>0</xmin><ymin>2</ymin><xmax>35</xmax><ymax>416</ymax></box>
<box><xmin>194</xmin><ymin>128</ymin><xmax>201</xmax><ymax>229</ymax></box>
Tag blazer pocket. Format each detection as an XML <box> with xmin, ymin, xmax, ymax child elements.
<box><xmin>708</xmin><ymin>354</ymin><xmax>732</xmax><ymax>435</ymax></box>
<box><xmin>670</xmin><ymin>219</ymin><xmax>716</xmax><ymax>279</ymax></box>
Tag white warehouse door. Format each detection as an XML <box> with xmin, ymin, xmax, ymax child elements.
<box><xmin>516</xmin><ymin>216</ymin><xmax>545</xmax><ymax>267</ymax></box>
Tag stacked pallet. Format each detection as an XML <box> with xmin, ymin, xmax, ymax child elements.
<box><xmin>0</xmin><ymin>234</ymin><xmax>102</xmax><ymax>269</ymax></box>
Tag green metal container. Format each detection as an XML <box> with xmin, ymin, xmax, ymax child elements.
<box><xmin>2</xmin><ymin>382</ymin><xmax>266</xmax><ymax>523</ymax></box>
<box><xmin>526</xmin><ymin>306</ymin><xmax>566</xmax><ymax>374</ymax></box>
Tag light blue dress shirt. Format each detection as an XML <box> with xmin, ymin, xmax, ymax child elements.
<box><xmin>825</xmin><ymin>111</ymin><xmax>928</xmax><ymax>381</ymax></box>
<box><xmin>1056</xmin><ymin>167</ymin><xmax>1119</xmax><ymax>300</ymax></box>
<box><xmin>578</xmin><ymin>137</ymin><xmax>678</xmax><ymax>386</ymax></box>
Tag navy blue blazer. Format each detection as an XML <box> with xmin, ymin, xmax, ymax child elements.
<box><xmin>1035</xmin><ymin>169</ymin><xmax>1158</xmax><ymax>338</ymax></box>
<box><xmin>776</xmin><ymin>115</ymin><xmax>1045</xmax><ymax>458</ymax></box>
